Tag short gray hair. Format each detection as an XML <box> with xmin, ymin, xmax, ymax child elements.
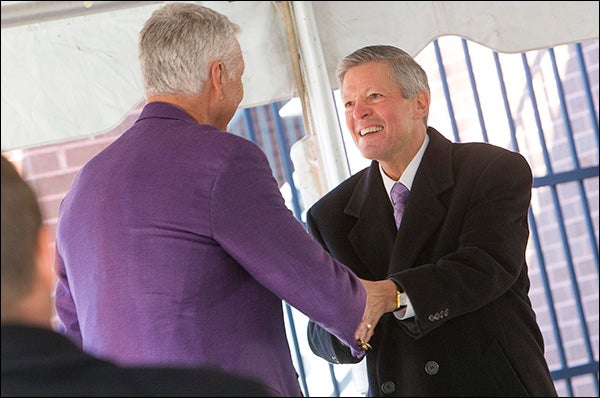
<box><xmin>336</xmin><ymin>45</ymin><xmax>430</xmax><ymax>100</ymax></box>
<box><xmin>139</xmin><ymin>2</ymin><xmax>241</xmax><ymax>96</ymax></box>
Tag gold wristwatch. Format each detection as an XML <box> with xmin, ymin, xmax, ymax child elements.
<box><xmin>395</xmin><ymin>289</ymin><xmax>408</xmax><ymax>316</ymax></box>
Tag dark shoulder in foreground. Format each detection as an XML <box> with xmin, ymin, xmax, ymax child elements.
<box><xmin>2</xmin><ymin>364</ymin><xmax>272</xmax><ymax>397</ymax></box>
<box><xmin>124</xmin><ymin>366</ymin><xmax>274</xmax><ymax>397</ymax></box>
<box><xmin>1</xmin><ymin>324</ymin><xmax>272</xmax><ymax>397</ymax></box>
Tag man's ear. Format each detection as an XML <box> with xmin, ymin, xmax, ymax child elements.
<box><xmin>414</xmin><ymin>90</ymin><xmax>430</xmax><ymax>118</ymax></box>
<box><xmin>210</xmin><ymin>61</ymin><xmax>225</xmax><ymax>100</ymax></box>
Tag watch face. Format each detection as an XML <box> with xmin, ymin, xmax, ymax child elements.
<box><xmin>400</xmin><ymin>292</ymin><xmax>408</xmax><ymax>307</ymax></box>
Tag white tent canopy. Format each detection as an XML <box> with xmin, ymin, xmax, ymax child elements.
<box><xmin>2</xmin><ymin>1</ymin><xmax>598</xmax><ymax>153</ymax></box>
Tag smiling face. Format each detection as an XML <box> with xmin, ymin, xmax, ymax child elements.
<box><xmin>341</xmin><ymin>61</ymin><xmax>429</xmax><ymax>180</ymax></box>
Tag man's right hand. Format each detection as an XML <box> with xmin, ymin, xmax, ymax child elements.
<box><xmin>354</xmin><ymin>278</ymin><xmax>398</xmax><ymax>345</ymax></box>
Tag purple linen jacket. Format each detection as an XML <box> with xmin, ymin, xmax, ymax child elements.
<box><xmin>54</xmin><ymin>102</ymin><xmax>366</xmax><ymax>396</ymax></box>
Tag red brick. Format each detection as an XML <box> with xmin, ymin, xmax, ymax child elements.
<box><xmin>29</xmin><ymin>172</ymin><xmax>78</xmax><ymax>198</ymax></box>
<box><xmin>21</xmin><ymin>151</ymin><xmax>61</xmax><ymax>176</ymax></box>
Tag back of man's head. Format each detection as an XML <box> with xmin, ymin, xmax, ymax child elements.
<box><xmin>139</xmin><ymin>2</ymin><xmax>241</xmax><ymax>97</ymax></box>
<box><xmin>1</xmin><ymin>155</ymin><xmax>47</xmax><ymax>323</ymax></box>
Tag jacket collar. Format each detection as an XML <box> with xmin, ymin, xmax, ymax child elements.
<box><xmin>345</xmin><ymin>127</ymin><xmax>454</xmax><ymax>278</ymax></box>
<box><xmin>136</xmin><ymin>101</ymin><xmax>197</xmax><ymax>124</ymax></box>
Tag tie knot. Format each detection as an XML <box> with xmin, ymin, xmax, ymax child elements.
<box><xmin>391</xmin><ymin>182</ymin><xmax>409</xmax><ymax>205</ymax></box>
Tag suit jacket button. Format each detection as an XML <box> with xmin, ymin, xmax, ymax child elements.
<box><xmin>425</xmin><ymin>361</ymin><xmax>439</xmax><ymax>375</ymax></box>
<box><xmin>380</xmin><ymin>380</ymin><xmax>396</xmax><ymax>395</ymax></box>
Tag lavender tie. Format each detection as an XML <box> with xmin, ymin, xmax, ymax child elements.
<box><xmin>391</xmin><ymin>182</ymin><xmax>410</xmax><ymax>228</ymax></box>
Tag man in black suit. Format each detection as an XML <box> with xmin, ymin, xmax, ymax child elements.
<box><xmin>1</xmin><ymin>154</ymin><xmax>271</xmax><ymax>397</ymax></box>
<box><xmin>306</xmin><ymin>45</ymin><xmax>558</xmax><ymax>396</ymax></box>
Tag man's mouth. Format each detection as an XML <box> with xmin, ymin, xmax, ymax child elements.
<box><xmin>359</xmin><ymin>126</ymin><xmax>383</xmax><ymax>136</ymax></box>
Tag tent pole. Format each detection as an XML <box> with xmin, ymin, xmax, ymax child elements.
<box><xmin>288</xmin><ymin>1</ymin><xmax>351</xmax><ymax>190</ymax></box>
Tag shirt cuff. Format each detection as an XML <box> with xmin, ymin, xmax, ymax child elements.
<box><xmin>393</xmin><ymin>293</ymin><xmax>415</xmax><ymax>320</ymax></box>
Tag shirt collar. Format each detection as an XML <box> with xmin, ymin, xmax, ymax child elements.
<box><xmin>380</xmin><ymin>134</ymin><xmax>430</xmax><ymax>203</ymax></box>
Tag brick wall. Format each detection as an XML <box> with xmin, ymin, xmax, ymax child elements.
<box><xmin>4</xmin><ymin>110</ymin><xmax>139</xmax><ymax>245</ymax></box>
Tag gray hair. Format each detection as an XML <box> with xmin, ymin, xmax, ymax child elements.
<box><xmin>139</xmin><ymin>2</ymin><xmax>241</xmax><ymax>97</ymax></box>
<box><xmin>336</xmin><ymin>45</ymin><xmax>430</xmax><ymax>100</ymax></box>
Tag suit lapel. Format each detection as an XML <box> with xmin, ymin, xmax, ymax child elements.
<box><xmin>389</xmin><ymin>128</ymin><xmax>455</xmax><ymax>274</ymax></box>
<box><xmin>346</xmin><ymin>162</ymin><xmax>398</xmax><ymax>280</ymax></box>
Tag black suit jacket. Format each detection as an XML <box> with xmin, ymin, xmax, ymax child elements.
<box><xmin>307</xmin><ymin>128</ymin><xmax>557</xmax><ymax>396</ymax></box>
<box><xmin>1</xmin><ymin>324</ymin><xmax>272</xmax><ymax>397</ymax></box>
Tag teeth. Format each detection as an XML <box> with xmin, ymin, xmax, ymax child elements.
<box><xmin>359</xmin><ymin>126</ymin><xmax>383</xmax><ymax>136</ymax></box>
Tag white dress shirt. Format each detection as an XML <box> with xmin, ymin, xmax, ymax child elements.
<box><xmin>379</xmin><ymin>134</ymin><xmax>430</xmax><ymax>320</ymax></box>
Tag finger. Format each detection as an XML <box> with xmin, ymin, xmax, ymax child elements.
<box><xmin>355</xmin><ymin>320</ymin><xmax>376</xmax><ymax>342</ymax></box>
<box><xmin>354</xmin><ymin>321</ymin><xmax>369</xmax><ymax>340</ymax></box>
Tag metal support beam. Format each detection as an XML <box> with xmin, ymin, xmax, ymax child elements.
<box><xmin>290</xmin><ymin>1</ymin><xmax>350</xmax><ymax>189</ymax></box>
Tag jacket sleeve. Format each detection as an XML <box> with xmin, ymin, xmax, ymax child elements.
<box><xmin>304</xmin><ymin>207</ymin><xmax>364</xmax><ymax>364</ymax></box>
<box><xmin>307</xmin><ymin>319</ymin><xmax>363</xmax><ymax>364</ymax></box>
<box><xmin>389</xmin><ymin>148</ymin><xmax>534</xmax><ymax>339</ymax></box>
<box><xmin>210</xmin><ymin>139</ymin><xmax>367</xmax><ymax>357</ymax></box>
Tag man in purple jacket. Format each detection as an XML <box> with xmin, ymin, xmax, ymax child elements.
<box><xmin>54</xmin><ymin>3</ymin><xmax>396</xmax><ymax>396</ymax></box>
<box><xmin>2</xmin><ymin>154</ymin><xmax>271</xmax><ymax>397</ymax></box>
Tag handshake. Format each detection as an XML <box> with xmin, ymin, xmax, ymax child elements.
<box><xmin>354</xmin><ymin>279</ymin><xmax>399</xmax><ymax>351</ymax></box>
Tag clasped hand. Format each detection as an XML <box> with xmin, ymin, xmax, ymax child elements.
<box><xmin>354</xmin><ymin>279</ymin><xmax>398</xmax><ymax>350</ymax></box>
